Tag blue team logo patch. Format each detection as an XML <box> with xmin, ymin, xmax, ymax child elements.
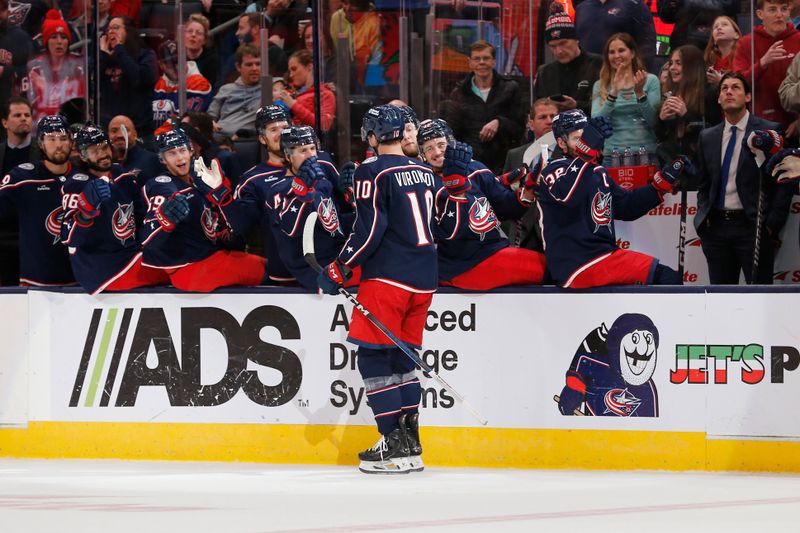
<box><xmin>45</xmin><ymin>206</ymin><xmax>65</xmax><ymax>244</ymax></box>
<box><xmin>112</xmin><ymin>203</ymin><xmax>136</xmax><ymax>245</ymax></box>
<box><xmin>603</xmin><ymin>388</ymin><xmax>643</xmax><ymax>416</ymax></box>
<box><xmin>316</xmin><ymin>197</ymin><xmax>341</xmax><ymax>236</ymax></box>
<box><xmin>467</xmin><ymin>197</ymin><xmax>498</xmax><ymax>241</ymax></box>
<box><xmin>590</xmin><ymin>191</ymin><xmax>612</xmax><ymax>233</ymax></box>
<box><xmin>555</xmin><ymin>313</ymin><xmax>660</xmax><ymax>417</ymax></box>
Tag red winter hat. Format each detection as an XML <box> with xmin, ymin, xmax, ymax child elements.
<box><xmin>41</xmin><ymin>9</ymin><xmax>70</xmax><ymax>46</ymax></box>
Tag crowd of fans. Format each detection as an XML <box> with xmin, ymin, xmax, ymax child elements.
<box><xmin>0</xmin><ymin>0</ymin><xmax>799</xmax><ymax>291</ymax></box>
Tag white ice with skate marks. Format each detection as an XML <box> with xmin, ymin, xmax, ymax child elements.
<box><xmin>1</xmin><ymin>459</ymin><xmax>800</xmax><ymax>532</ymax></box>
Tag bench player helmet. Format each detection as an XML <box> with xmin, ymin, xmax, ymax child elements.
<box><xmin>417</xmin><ymin>118</ymin><xmax>454</xmax><ymax>145</ymax></box>
<box><xmin>280</xmin><ymin>125</ymin><xmax>318</xmax><ymax>158</ymax></box>
<box><xmin>74</xmin><ymin>123</ymin><xmax>108</xmax><ymax>154</ymax></box>
<box><xmin>37</xmin><ymin>114</ymin><xmax>71</xmax><ymax>140</ymax></box>
<box><xmin>397</xmin><ymin>105</ymin><xmax>419</xmax><ymax>128</ymax></box>
<box><xmin>156</xmin><ymin>128</ymin><xmax>190</xmax><ymax>153</ymax></box>
<box><xmin>551</xmin><ymin>109</ymin><xmax>588</xmax><ymax>140</ymax></box>
<box><xmin>255</xmin><ymin>104</ymin><xmax>290</xmax><ymax>133</ymax></box>
<box><xmin>360</xmin><ymin>105</ymin><xmax>405</xmax><ymax>143</ymax></box>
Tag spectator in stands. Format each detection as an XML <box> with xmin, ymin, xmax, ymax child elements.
<box><xmin>657</xmin><ymin>45</ymin><xmax>722</xmax><ymax>178</ymax></box>
<box><xmin>694</xmin><ymin>72</ymin><xmax>794</xmax><ymax>284</ymax></box>
<box><xmin>152</xmin><ymin>40</ymin><xmax>213</xmax><ymax>130</ymax></box>
<box><xmin>733</xmin><ymin>0</ymin><xmax>800</xmax><ymax>135</ymax></box>
<box><xmin>225</xmin><ymin>13</ymin><xmax>287</xmax><ymax>82</ymax></box>
<box><xmin>99</xmin><ymin>16</ymin><xmax>157</xmax><ymax>139</ymax></box>
<box><xmin>592</xmin><ymin>32</ymin><xmax>660</xmax><ymax>166</ymax></box>
<box><xmin>0</xmin><ymin>97</ymin><xmax>38</xmax><ymax>286</ymax></box>
<box><xmin>779</xmin><ymin>52</ymin><xmax>800</xmax><ymax>121</ymax></box>
<box><xmin>276</xmin><ymin>49</ymin><xmax>336</xmax><ymax>132</ymax></box>
<box><xmin>302</xmin><ymin>20</ymin><xmax>336</xmax><ymax>83</ymax></box>
<box><xmin>260</xmin><ymin>0</ymin><xmax>308</xmax><ymax>53</ymax></box>
<box><xmin>208</xmin><ymin>44</ymin><xmax>262</xmax><ymax>138</ymax></box>
<box><xmin>184</xmin><ymin>13</ymin><xmax>219</xmax><ymax>90</ymax></box>
<box><xmin>504</xmin><ymin>98</ymin><xmax>559</xmax><ymax>171</ymax></box>
<box><xmin>180</xmin><ymin>111</ymin><xmax>242</xmax><ymax>187</ymax></box>
<box><xmin>26</xmin><ymin>10</ymin><xmax>85</xmax><ymax>124</ymax></box>
<box><xmin>330</xmin><ymin>0</ymin><xmax>381</xmax><ymax>90</ymax></box>
<box><xmin>108</xmin><ymin>114</ymin><xmax>162</xmax><ymax>183</ymax></box>
<box><xmin>0</xmin><ymin>0</ymin><xmax>33</xmax><ymax>122</ymax></box>
<box><xmin>443</xmin><ymin>40</ymin><xmax>523</xmax><ymax>174</ymax></box>
<box><xmin>574</xmin><ymin>0</ymin><xmax>657</xmax><ymax>70</ymax></box>
<box><xmin>68</xmin><ymin>0</ymin><xmax>112</xmax><ymax>44</ymax></box>
<box><xmin>657</xmin><ymin>0</ymin><xmax>739</xmax><ymax>51</ymax></box>
<box><xmin>704</xmin><ymin>15</ymin><xmax>741</xmax><ymax>84</ymax></box>
<box><xmin>533</xmin><ymin>12</ymin><xmax>602</xmax><ymax>116</ymax></box>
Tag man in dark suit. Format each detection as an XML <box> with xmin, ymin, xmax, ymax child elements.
<box><xmin>695</xmin><ymin>72</ymin><xmax>795</xmax><ymax>284</ymax></box>
<box><xmin>503</xmin><ymin>98</ymin><xmax>558</xmax><ymax>173</ymax></box>
<box><xmin>0</xmin><ymin>96</ymin><xmax>39</xmax><ymax>285</ymax></box>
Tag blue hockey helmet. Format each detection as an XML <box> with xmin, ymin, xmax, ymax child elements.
<box><xmin>397</xmin><ymin>105</ymin><xmax>419</xmax><ymax>128</ymax></box>
<box><xmin>36</xmin><ymin>114</ymin><xmax>71</xmax><ymax>140</ymax></box>
<box><xmin>156</xmin><ymin>128</ymin><xmax>191</xmax><ymax>153</ymax></box>
<box><xmin>360</xmin><ymin>105</ymin><xmax>405</xmax><ymax>143</ymax></box>
<box><xmin>280</xmin><ymin>125</ymin><xmax>318</xmax><ymax>156</ymax></box>
<box><xmin>416</xmin><ymin>118</ymin><xmax>454</xmax><ymax>145</ymax></box>
<box><xmin>255</xmin><ymin>104</ymin><xmax>290</xmax><ymax>133</ymax></box>
<box><xmin>551</xmin><ymin>109</ymin><xmax>588</xmax><ymax>140</ymax></box>
<box><xmin>74</xmin><ymin>123</ymin><xmax>108</xmax><ymax>153</ymax></box>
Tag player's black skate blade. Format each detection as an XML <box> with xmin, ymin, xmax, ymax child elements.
<box><xmin>357</xmin><ymin>428</ymin><xmax>412</xmax><ymax>474</ymax></box>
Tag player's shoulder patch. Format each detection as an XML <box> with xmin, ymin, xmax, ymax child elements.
<box><xmin>155</xmin><ymin>175</ymin><xmax>172</xmax><ymax>183</ymax></box>
<box><xmin>72</xmin><ymin>173</ymin><xmax>89</xmax><ymax>181</ymax></box>
<box><xmin>18</xmin><ymin>163</ymin><xmax>34</xmax><ymax>170</ymax></box>
<box><xmin>362</xmin><ymin>156</ymin><xmax>377</xmax><ymax>164</ymax></box>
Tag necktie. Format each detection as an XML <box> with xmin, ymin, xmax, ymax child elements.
<box><xmin>717</xmin><ymin>125</ymin><xmax>738</xmax><ymax>208</ymax></box>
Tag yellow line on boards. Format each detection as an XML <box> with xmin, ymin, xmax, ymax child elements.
<box><xmin>1</xmin><ymin>422</ymin><xmax>799</xmax><ymax>472</ymax></box>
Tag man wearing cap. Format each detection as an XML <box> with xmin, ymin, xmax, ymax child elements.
<box><xmin>533</xmin><ymin>12</ymin><xmax>602</xmax><ymax>116</ymax></box>
<box><xmin>139</xmin><ymin>128</ymin><xmax>266</xmax><ymax>292</ymax></box>
<box><xmin>0</xmin><ymin>114</ymin><xmax>77</xmax><ymax>286</ymax></box>
<box><xmin>26</xmin><ymin>10</ymin><xmax>85</xmax><ymax>123</ymax></box>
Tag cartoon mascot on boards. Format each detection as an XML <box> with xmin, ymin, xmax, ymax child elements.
<box><xmin>556</xmin><ymin>313</ymin><xmax>659</xmax><ymax>417</ymax></box>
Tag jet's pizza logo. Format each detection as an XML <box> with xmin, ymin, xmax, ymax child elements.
<box><xmin>71</xmin><ymin>306</ymin><xmax>302</xmax><ymax>408</ymax></box>
<box><xmin>555</xmin><ymin>313</ymin><xmax>659</xmax><ymax>417</ymax></box>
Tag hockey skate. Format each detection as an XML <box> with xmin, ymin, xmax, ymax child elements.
<box><xmin>358</xmin><ymin>427</ymin><xmax>412</xmax><ymax>474</ymax></box>
<box><xmin>401</xmin><ymin>413</ymin><xmax>424</xmax><ymax>472</ymax></box>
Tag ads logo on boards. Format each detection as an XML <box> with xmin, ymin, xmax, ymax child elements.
<box><xmin>70</xmin><ymin>306</ymin><xmax>302</xmax><ymax>408</ymax></box>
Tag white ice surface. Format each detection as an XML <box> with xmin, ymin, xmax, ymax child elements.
<box><xmin>1</xmin><ymin>459</ymin><xmax>799</xmax><ymax>533</ymax></box>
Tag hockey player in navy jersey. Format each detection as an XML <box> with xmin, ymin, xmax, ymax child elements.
<box><xmin>61</xmin><ymin>124</ymin><xmax>170</xmax><ymax>294</ymax></box>
<box><xmin>317</xmin><ymin>105</ymin><xmax>439</xmax><ymax>474</ymax></box>
<box><xmin>275</xmin><ymin>125</ymin><xmax>357</xmax><ymax>290</ymax></box>
<box><xmin>417</xmin><ymin>118</ymin><xmax>545</xmax><ymax>289</ymax></box>
<box><xmin>0</xmin><ymin>114</ymin><xmax>76</xmax><ymax>286</ymax></box>
<box><xmin>139</xmin><ymin>128</ymin><xmax>265</xmax><ymax>291</ymax></box>
<box><xmin>534</xmin><ymin>109</ymin><xmax>689</xmax><ymax>288</ymax></box>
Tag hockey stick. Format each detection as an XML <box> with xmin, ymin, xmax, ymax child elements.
<box><xmin>302</xmin><ymin>212</ymin><xmax>489</xmax><ymax>426</ymax></box>
<box><xmin>751</xmin><ymin>171</ymin><xmax>766</xmax><ymax>284</ymax></box>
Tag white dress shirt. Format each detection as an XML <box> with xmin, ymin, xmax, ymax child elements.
<box><xmin>720</xmin><ymin>111</ymin><xmax>748</xmax><ymax>210</ymax></box>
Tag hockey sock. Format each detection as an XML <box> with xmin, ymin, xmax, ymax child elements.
<box><xmin>391</xmin><ymin>349</ymin><xmax>421</xmax><ymax>416</ymax></box>
<box><xmin>651</xmin><ymin>262</ymin><xmax>682</xmax><ymax>285</ymax></box>
<box><xmin>358</xmin><ymin>348</ymin><xmax>403</xmax><ymax>435</ymax></box>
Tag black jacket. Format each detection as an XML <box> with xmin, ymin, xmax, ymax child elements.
<box><xmin>443</xmin><ymin>71</ymin><xmax>524</xmax><ymax>174</ymax></box>
<box><xmin>658</xmin><ymin>0</ymin><xmax>739</xmax><ymax>50</ymax></box>
<box><xmin>533</xmin><ymin>51</ymin><xmax>602</xmax><ymax>116</ymax></box>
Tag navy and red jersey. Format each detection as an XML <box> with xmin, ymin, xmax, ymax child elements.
<box><xmin>61</xmin><ymin>165</ymin><xmax>146</xmax><ymax>294</ymax></box>
<box><xmin>277</xmin><ymin>178</ymin><xmax>353</xmax><ymax>290</ymax></box>
<box><xmin>338</xmin><ymin>154</ymin><xmax>440</xmax><ymax>292</ymax></box>
<box><xmin>534</xmin><ymin>156</ymin><xmax>661</xmax><ymax>286</ymax></box>
<box><xmin>222</xmin><ymin>152</ymin><xmax>341</xmax><ymax>283</ymax></box>
<box><xmin>0</xmin><ymin>161</ymin><xmax>76</xmax><ymax>285</ymax></box>
<box><xmin>434</xmin><ymin>162</ymin><xmax>529</xmax><ymax>281</ymax></box>
<box><xmin>139</xmin><ymin>173</ymin><xmax>230</xmax><ymax>268</ymax></box>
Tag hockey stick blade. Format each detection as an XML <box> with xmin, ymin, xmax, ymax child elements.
<box><xmin>303</xmin><ymin>212</ymin><xmax>489</xmax><ymax>425</ymax></box>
